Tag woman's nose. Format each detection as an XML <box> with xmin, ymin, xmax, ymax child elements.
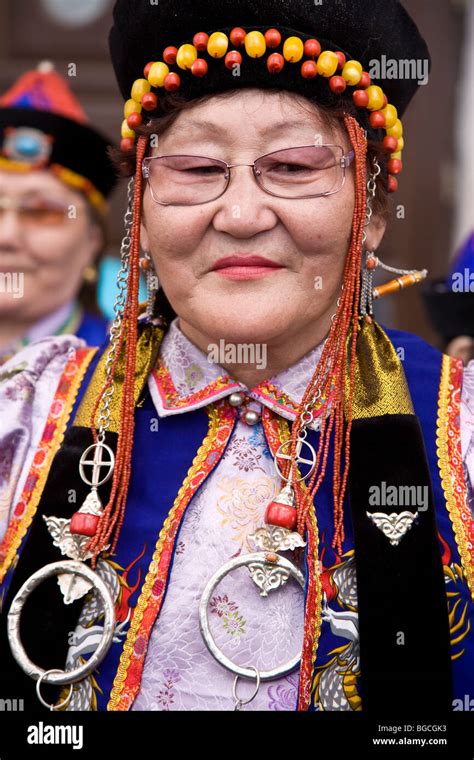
<box><xmin>0</xmin><ymin>209</ymin><xmax>22</xmax><ymax>246</ymax></box>
<box><xmin>212</xmin><ymin>165</ymin><xmax>278</xmax><ymax>235</ymax></box>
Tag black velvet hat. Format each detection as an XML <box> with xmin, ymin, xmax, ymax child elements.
<box><xmin>110</xmin><ymin>0</ymin><xmax>430</xmax><ymax>121</ymax></box>
<box><xmin>0</xmin><ymin>63</ymin><xmax>117</xmax><ymax>210</ymax></box>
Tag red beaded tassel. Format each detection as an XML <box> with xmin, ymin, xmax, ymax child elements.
<box><xmin>85</xmin><ymin>134</ymin><xmax>149</xmax><ymax>566</ymax></box>
<box><xmin>288</xmin><ymin>114</ymin><xmax>367</xmax><ymax>556</ymax></box>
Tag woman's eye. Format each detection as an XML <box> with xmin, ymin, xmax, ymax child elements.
<box><xmin>269</xmin><ymin>163</ymin><xmax>315</xmax><ymax>173</ymax></box>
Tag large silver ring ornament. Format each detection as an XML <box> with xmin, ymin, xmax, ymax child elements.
<box><xmin>199</xmin><ymin>552</ymin><xmax>305</xmax><ymax>680</ymax></box>
<box><xmin>7</xmin><ymin>560</ymin><xmax>115</xmax><ymax>686</ymax></box>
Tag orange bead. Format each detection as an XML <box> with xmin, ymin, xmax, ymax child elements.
<box><xmin>193</xmin><ymin>32</ymin><xmax>209</xmax><ymax>51</ymax></box>
<box><xmin>164</xmin><ymin>72</ymin><xmax>181</xmax><ymax>91</ymax></box>
<box><xmin>191</xmin><ymin>59</ymin><xmax>208</xmax><ymax>77</ymax></box>
<box><xmin>225</xmin><ymin>50</ymin><xmax>242</xmax><ymax>69</ymax></box>
<box><xmin>301</xmin><ymin>60</ymin><xmax>317</xmax><ymax>78</ymax></box>
<box><xmin>304</xmin><ymin>39</ymin><xmax>321</xmax><ymax>58</ymax></box>
<box><xmin>267</xmin><ymin>53</ymin><xmax>285</xmax><ymax>74</ymax></box>
<box><xmin>387</xmin><ymin>158</ymin><xmax>403</xmax><ymax>174</ymax></box>
<box><xmin>230</xmin><ymin>27</ymin><xmax>246</xmax><ymax>47</ymax></box>
<box><xmin>329</xmin><ymin>75</ymin><xmax>346</xmax><ymax>94</ymax></box>
<box><xmin>388</xmin><ymin>175</ymin><xmax>398</xmax><ymax>193</ymax></box>
<box><xmin>265</xmin><ymin>28</ymin><xmax>281</xmax><ymax>48</ymax></box>
<box><xmin>163</xmin><ymin>46</ymin><xmax>178</xmax><ymax>65</ymax></box>
<box><xmin>353</xmin><ymin>89</ymin><xmax>369</xmax><ymax>108</ymax></box>
<box><xmin>369</xmin><ymin>111</ymin><xmax>386</xmax><ymax>129</ymax></box>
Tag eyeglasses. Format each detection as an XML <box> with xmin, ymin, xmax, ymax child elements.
<box><xmin>0</xmin><ymin>196</ymin><xmax>73</xmax><ymax>226</ymax></box>
<box><xmin>142</xmin><ymin>144</ymin><xmax>355</xmax><ymax>206</ymax></box>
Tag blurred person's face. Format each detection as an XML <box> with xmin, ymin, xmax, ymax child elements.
<box><xmin>446</xmin><ymin>335</ymin><xmax>474</xmax><ymax>365</ymax></box>
<box><xmin>0</xmin><ymin>169</ymin><xmax>102</xmax><ymax>321</ymax></box>
<box><xmin>141</xmin><ymin>89</ymin><xmax>386</xmax><ymax>355</ymax></box>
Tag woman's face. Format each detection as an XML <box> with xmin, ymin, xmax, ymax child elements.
<box><xmin>0</xmin><ymin>169</ymin><xmax>102</xmax><ymax>322</ymax></box>
<box><xmin>141</xmin><ymin>89</ymin><xmax>385</xmax><ymax>348</ymax></box>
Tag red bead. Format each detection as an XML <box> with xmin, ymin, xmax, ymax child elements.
<box><xmin>127</xmin><ymin>112</ymin><xmax>143</xmax><ymax>129</ymax></box>
<box><xmin>265</xmin><ymin>28</ymin><xmax>281</xmax><ymax>48</ymax></box>
<box><xmin>225</xmin><ymin>50</ymin><xmax>243</xmax><ymax>69</ymax></box>
<box><xmin>387</xmin><ymin>174</ymin><xmax>398</xmax><ymax>193</ymax></box>
<box><xmin>335</xmin><ymin>51</ymin><xmax>346</xmax><ymax>69</ymax></box>
<box><xmin>383</xmin><ymin>94</ymin><xmax>388</xmax><ymax>107</ymax></box>
<box><xmin>369</xmin><ymin>111</ymin><xmax>386</xmax><ymax>129</ymax></box>
<box><xmin>304</xmin><ymin>39</ymin><xmax>321</xmax><ymax>58</ymax></box>
<box><xmin>193</xmin><ymin>32</ymin><xmax>209</xmax><ymax>51</ymax></box>
<box><xmin>120</xmin><ymin>137</ymin><xmax>135</xmax><ymax>153</ymax></box>
<box><xmin>143</xmin><ymin>61</ymin><xmax>154</xmax><ymax>78</ymax></box>
<box><xmin>264</xmin><ymin>501</ymin><xmax>297</xmax><ymax>530</ymax></box>
<box><xmin>387</xmin><ymin>158</ymin><xmax>403</xmax><ymax>175</ymax></box>
<box><xmin>163</xmin><ymin>46</ymin><xmax>178</xmax><ymax>65</ymax></box>
<box><xmin>359</xmin><ymin>71</ymin><xmax>371</xmax><ymax>88</ymax></box>
<box><xmin>383</xmin><ymin>135</ymin><xmax>399</xmax><ymax>153</ymax></box>
<box><xmin>141</xmin><ymin>92</ymin><xmax>158</xmax><ymax>111</ymax></box>
<box><xmin>329</xmin><ymin>75</ymin><xmax>346</xmax><ymax>94</ymax></box>
<box><xmin>353</xmin><ymin>89</ymin><xmax>369</xmax><ymax>107</ymax></box>
<box><xmin>164</xmin><ymin>72</ymin><xmax>181</xmax><ymax>91</ymax></box>
<box><xmin>267</xmin><ymin>52</ymin><xmax>285</xmax><ymax>74</ymax></box>
<box><xmin>301</xmin><ymin>60</ymin><xmax>318</xmax><ymax>79</ymax></box>
<box><xmin>70</xmin><ymin>512</ymin><xmax>100</xmax><ymax>537</ymax></box>
<box><xmin>191</xmin><ymin>58</ymin><xmax>208</xmax><ymax>77</ymax></box>
<box><xmin>230</xmin><ymin>27</ymin><xmax>246</xmax><ymax>47</ymax></box>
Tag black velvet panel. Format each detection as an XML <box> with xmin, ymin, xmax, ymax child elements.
<box><xmin>0</xmin><ymin>426</ymin><xmax>117</xmax><ymax>712</ymax></box>
<box><xmin>348</xmin><ymin>414</ymin><xmax>452</xmax><ymax>716</ymax></box>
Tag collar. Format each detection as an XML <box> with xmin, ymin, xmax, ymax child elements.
<box><xmin>149</xmin><ymin>317</ymin><xmax>330</xmax><ymax>430</ymax></box>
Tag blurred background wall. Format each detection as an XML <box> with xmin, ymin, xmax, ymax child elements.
<box><xmin>0</xmin><ymin>0</ymin><xmax>471</xmax><ymax>343</ymax></box>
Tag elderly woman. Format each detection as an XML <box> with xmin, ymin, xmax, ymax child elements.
<box><xmin>0</xmin><ymin>0</ymin><xmax>473</xmax><ymax>716</ymax></box>
<box><xmin>0</xmin><ymin>63</ymin><xmax>117</xmax><ymax>363</ymax></box>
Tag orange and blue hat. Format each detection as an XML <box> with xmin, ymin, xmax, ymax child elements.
<box><xmin>0</xmin><ymin>62</ymin><xmax>117</xmax><ymax>213</ymax></box>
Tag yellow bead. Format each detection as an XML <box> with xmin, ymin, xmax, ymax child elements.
<box><xmin>386</xmin><ymin>119</ymin><xmax>403</xmax><ymax>139</ymax></box>
<box><xmin>396</xmin><ymin>138</ymin><xmax>404</xmax><ymax>151</ymax></box>
<box><xmin>380</xmin><ymin>104</ymin><xmax>398</xmax><ymax>129</ymax></box>
<box><xmin>282</xmin><ymin>36</ymin><xmax>304</xmax><ymax>63</ymax></box>
<box><xmin>121</xmin><ymin>119</ymin><xmax>135</xmax><ymax>139</ymax></box>
<box><xmin>147</xmin><ymin>61</ymin><xmax>170</xmax><ymax>87</ymax></box>
<box><xmin>316</xmin><ymin>50</ymin><xmax>338</xmax><ymax>77</ymax></box>
<box><xmin>207</xmin><ymin>32</ymin><xmax>229</xmax><ymax>58</ymax></box>
<box><xmin>366</xmin><ymin>85</ymin><xmax>384</xmax><ymax>111</ymax></box>
<box><xmin>131</xmin><ymin>78</ymin><xmax>151</xmax><ymax>103</ymax></box>
<box><xmin>124</xmin><ymin>99</ymin><xmax>142</xmax><ymax>118</ymax></box>
<box><xmin>390</xmin><ymin>151</ymin><xmax>402</xmax><ymax>160</ymax></box>
<box><xmin>176</xmin><ymin>43</ymin><xmax>198</xmax><ymax>69</ymax></box>
<box><xmin>245</xmin><ymin>31</ymin><xmax>266</xmax><ymax>58</ymax></box>
<box><xmin>342</xmin><ymin>60</ymin><xmax>362</xmax><ymax>85</ymax></box>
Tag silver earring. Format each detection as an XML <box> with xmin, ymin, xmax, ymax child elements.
<box><xmin>139</xmin><ymin>251</ymin><xmax>159</xmax><ymax>321</ymax></box>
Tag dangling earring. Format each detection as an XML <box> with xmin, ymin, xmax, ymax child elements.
<box><xmin>360</xmin><ymin>158</ymin><xmax>428</xmax><ymax>317</ymax></box>
<box><xmin>139</xmin><ymin>250</ymin><xmax>159</xmax><ymax>322</ymax></box>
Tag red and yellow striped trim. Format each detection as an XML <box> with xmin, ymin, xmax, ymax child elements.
<box><xmin>0</xmin><ymin>347</ymin><xmax>97</xmax><ymax>583</ymax></box>
<box><xmin>107</xmin><ymin>401</ymin><xmax>237</xmax><ymax>710</ymax></box>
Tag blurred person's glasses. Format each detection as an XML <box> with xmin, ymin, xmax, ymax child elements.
<box><xmin>142</xmin><ymin>144</ymin><xmax>355</xmax><ymax>206</ymax></box>
<box><xmin>0</xmin><ymin>196</ymin><xmax>75</xmax><ymax>226</ymax></box>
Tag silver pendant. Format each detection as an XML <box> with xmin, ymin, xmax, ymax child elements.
<box><xmin>43</xmin><ymin>442</ymin><xmax>114</xmax><ymax>603</ymax></box>
<box><xmin>366</xmin><ymin>510</ymin><xmax>418</xmax><ymax>546</ymax></box>
<box><xmin>274</xmin><ymin>436</ymin><xmax>316</xmax><ymax>483</ymax></box>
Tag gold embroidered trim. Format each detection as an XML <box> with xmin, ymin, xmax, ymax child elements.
<box><xmin>436</xmin><ymin>353</ymin><xmax>474</xmax><ymax>601</ymax></box>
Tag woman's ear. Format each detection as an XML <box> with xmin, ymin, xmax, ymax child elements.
<box><xmin>364</xmin><ymin>213</ymin><xmax>387</xmax><ymax>252</ymax></box>
<box><xmin>140</xmin><ymin>217</ymin><xmax>150</xmax><ymax>252</ymax></box>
